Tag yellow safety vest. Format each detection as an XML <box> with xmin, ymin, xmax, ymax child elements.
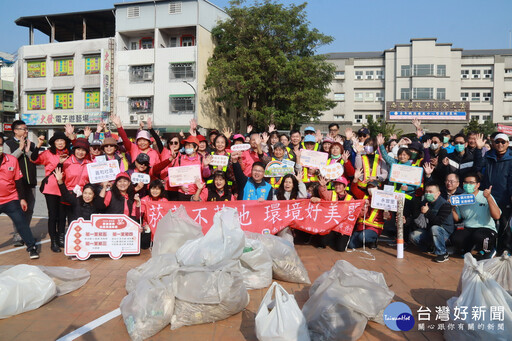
<box><xmin>302</xmin><ymin>167</ymin><xmax>319</xmax><ymax>183</ymax></box>
<box><xmin>357</xmin><ymin>208</ymin><xmax>384</xmax><ymax>229</ymax></box>
<box><xmin>207</xmin><ymin>151</ymin><xmax>233</xmax><ymax>185</ymax></box>
<box><xmin>301</xmin><ymin>142</ymin><xmax>320</xmax><ymax>151</ymax></box>
<box><xmin>332</xmin><ymin>191</ymin><xmax>353</xmax><ymax>201</ymax></box>
<box><xmin>327</xmin><ymin>158</ymin><xmax>345</xmax><ymax>190</ymax></box>
<box><xmin>358</xmin><ymin>154</ymin><xmax>379</xmax><ymax>188</ymax></box>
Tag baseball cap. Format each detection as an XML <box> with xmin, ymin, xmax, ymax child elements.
<box><xmin>136</xmin><ymin>130</ymin><xmax>151</xmax><ymax>141</ymax></box>
<box><xmin>90</xmin><ymin>139</ymin><xmax>102</xmax><ymax>146</ymax></box>
<box><xmin>333</xmin><ymin>177</ymin><xmax>349</xmax><ymax>185</ymax></box>
<box><xmin>304</xmin><ymin>126</ymin><xmax>315</xmax><ymax>133</ymax></box>
<box><xmin>304</xmin><ymin>135</ymin><xmax>316</xmax><ymax>143</ymax></box>
<box><xmin>494</xmin><ymin>133</ymin><xmax>509</xmax><ymax>142</ymax></box>
<box><xmin>135</xmin><ymin>153</ymin><xmax>150</xmax><ymax>164</ymax></box>
<box><xmin>358</xmin><ymin>127</ymin><xmax>370</xmax><ymax>136</ymax></box>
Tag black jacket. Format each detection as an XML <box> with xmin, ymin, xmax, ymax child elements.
<box><xmin>58</xmin><ymin>183</ymin><xmax>106</xmax><ymax>221</ymax></box>
<box><xmin>4</xmin><ymin>138</ymin><xmax>37</xmax><ymax>187</ymax></box>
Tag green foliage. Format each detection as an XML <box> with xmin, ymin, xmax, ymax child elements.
<box><xmin>363</xmin><ymin>116</ymin><xmax>403</xmax><ymax>138</ymax></box>
<box><xmin>205</xmin><ymin>0</ymin><xmax>335</xmax><ymax>130</ymax></box>
<box><xmin>463</xmin><ymin>118</ymin><xmax>496</xmax><ymax>137</ymax></box>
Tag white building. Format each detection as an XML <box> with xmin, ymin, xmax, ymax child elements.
<box><xmin>321</xmin><ymin>38</ymin><xmax>512</xmax><ymax>133</ymax></box>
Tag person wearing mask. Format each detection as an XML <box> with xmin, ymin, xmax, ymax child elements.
<box><xmin>440</xmin><ymin>129</ymin><xmax>454</xmax><ymax>154</ymax></box>
<box><xmin>409</xmin><ymin>183</ymin><xmax>455</xmax><ymax>263</ymax></box>
<box><xmin>3</xmin><ymin>120</ymin><xmax>37</xmax><ymax>247</ymax></box>
<box><xmin>354</xmin><ymin>137</ymin><xmax>387</xmax><ymax>186</ymax></box>
<box><xmin>425</xmin><ymin>134</ymin><xmax>447</xmax><ymax>185</ymax></box>
<box><xmin>357</xmin><ymin>127</ymin><xmax>371</xmax><ymax>145</ymax></box>
<box><xmin>232</xmin><ymin>151</ymin><xmax>273</xmax><ymax>201</ymax></box>
<box><xmin>241</xmin><ymin>132</ymin><xmax>269</xmax><ymax>177</ymax></box>
<box><xmin>0</xmin><ymin>135</ymin><xmax>39</xmax><ymax>259</ymax></box>
<box><xmin>441</xmin><ymin>134</ymin><xmax>476</xmax><ymax>184</ymax></box>
<box><xmin>451</xmin><ymin>173</ymin><xmax>501</xmax><ymax>260</ymax></box>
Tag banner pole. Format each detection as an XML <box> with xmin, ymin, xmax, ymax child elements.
<box><xmin>396</xmin><ymin>198</ymin><xmax>404</xmax><ymax>259</ymax></box>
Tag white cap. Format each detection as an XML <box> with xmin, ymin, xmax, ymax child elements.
<box><xmin>494</xmin><ymin>133</ymin><xmax>509</xmax><ymax>142</ymax></box>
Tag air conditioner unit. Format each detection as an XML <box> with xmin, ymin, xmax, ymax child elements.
<box><xmin>484</xmin><ymin>97</ymin><xmax>491</xmax><ymax>102</ymax></box>
<box><xmin>129</xmin><ymin>114</ymin><xmax>138</xmax><ymax>123</ymax></box>
<box><xmin>143</xmin><ymin>72</ymin><xmax>153</xmax><ymax>81</ymax></box>
<box><xmin>461</xmin><ymin>74</ymin><xmax>469</xmax><ymax>79</ymax></box>
<box><xmin>472</xmin><ymin>74</ymin><xmax>480</xmax><ymax>79</ymax></box>
<box><xmin>356</xmin><ymin>76</ymin><xmax>362</xmax><ymax>80</ymax></box>
<box><xmin>376</xmin><ymin>97</ymin><xmax>384</xmax><ymax>101</ymax></box>
<box><xmin>139</xmin><ymin>114</ymin><xmax>147</xmax><ymax>122</ymax></box>
<box><xmin>461</xmin><ymin>97</ymin><xmax>468</xmax><ymax>101</ymax></box>
<box><xmin>484</xmin><ymin>74</ymin><xmax>492</xmax><ymax>79</ymax></box>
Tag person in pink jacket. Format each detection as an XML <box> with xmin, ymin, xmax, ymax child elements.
<box><xmin>62</xmin><ymin>138</ymin><xmax>91</xmax><ymax>192</ymax></box>
<box><xmin>31</xmin><ymin>131</ymin><xmax>71</xmax><ymax>252</ymax></box>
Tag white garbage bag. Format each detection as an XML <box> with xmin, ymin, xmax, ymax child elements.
<box><xmin>277</xmin><ymin>227</ymin><xmax>294</xmax><ymax>245</ymax></box>
<box><xmin>120</xmin><ymin>276</ymin><xmax>175</xmax><ymax>341</ymax></box>
<box><xmin>246</xmin><ymin>232</ymin><xmax>310</xmax><ymax>284</ymax></box>
<box><xmin>239</xmin><ymin>238</ymin><xmax>273</xmax><ymax>290</ymax></box>
<box><xmin>170</xmin><ymin>261</ymin><xmax>249</xmax><ymax>329</ymax></box>
<box><xmin>0</xmin><ymin>264</ymin><xmax>57</xmax><ymax>319</ymax></box>
<box><xmin>152</xmin><ymin>205</ymin><xmax>203</xmax><ymax>257</ymax></box>
<box><xmin>255</xmin><ymin>282</ymin><xmax>310</xmax><ymax>341</ymax></box>
<box><xmin>176</xmin><ymin>207</ymin><xmax>245</xmax><ymax>267</ymax></box>
<box><xmin>125</xmin><ymin>254</ymin><xmax>178</xmax><ymax>293</ymax></box>
<box><xmin>445</xmin><ymin>253</ymin><xmax>512</xmax><ymax>341</ymax></box>
<box><xmin>479</xmin><ymin>252</ymin><xmax>512</xmax><ymax>294</ymax></box>
<box><xmin>302</xmin><ymin>260</ymin><xmax>394</xmax><ymax>341</ymax></box>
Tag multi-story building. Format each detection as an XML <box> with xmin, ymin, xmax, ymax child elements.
<box><xmin>321</xmin><ymin>38</ymin><xmax>512</xmax><ymax>134</ymax></box>
<box><xmin>0</xmin><ymin>52</ymin><xmax>16</xmax><ymax>132</ymax></box>
<box><xmin>14</xmin><ymin>0</ymin><xmax>231</xmax><ymax>138</ymax></box>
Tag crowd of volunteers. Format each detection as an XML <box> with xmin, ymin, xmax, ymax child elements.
<box><xmin>2</xmin><ymin>115</ymin><xmax>511</xmax><ymax>262</ymax></box>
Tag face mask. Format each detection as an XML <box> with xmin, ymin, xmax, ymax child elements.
<box><xmin>455</xmin><ymin>144</ymin><xmax>465</xmax><ymax>153</ymax></box>
<box><xmin>185</xmin><ymin>148</ymin><xmax>194</xmax><ymax>155</ymax></box>
<box><xmin>430</xmin><ymin>143</ymin><xmax>439</xmax><ymax>150</ymax></box>
<box><xmin>425</xmin><ymin>193</ymin><xmax>436</xmax><ymax>202</ymax></box>
<box><xmin>463</xmin><ymin>184</ymin><xmax>475</xmax><ymax>194</ymax></box>
<box><xmin>410</xmin><ymin>152</ymin><xmax>418</xmax><ymax>159</ymax></box>
<box><xmin>364</xmin><ymin>146</ymin><xmax>374</xmax><ymax>154</ymax></box>
<box><xmin>331</xmin><ymin>154</ymin><xmax>341</xmax><ymax>159</ymax></box>
<box><xmin>443</xmin><ymin>136</ymin><xmax>450</xmax><ymax>144</ymax></box>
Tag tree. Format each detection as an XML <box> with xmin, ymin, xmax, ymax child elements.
<box><xmin>364</xmin><ymin>116</ymin><xmax>403</xmax><ymax>138</ymax></box>
<box><xmin>463</xmin><ymin>118</ymin><xmax>496</xmax><ymax>137</ymax></box>
<box><xmin>205</xmin><ymin>0</ymin><xmax>335</xmax><ymax>130</ymax></box>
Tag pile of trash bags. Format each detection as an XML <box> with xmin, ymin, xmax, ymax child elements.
<box><xmin>120</xmin><ymin>206</ymin><xmax>311</xmax><ymax>340</ymax></box>
<box><xmin>0</xmin><ymin>265</ymin><xmax>90</xmax><ymax>319</ymax></box>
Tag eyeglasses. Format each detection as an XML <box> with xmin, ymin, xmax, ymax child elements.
<box><xmin>495</xmin><ymin>140</ymin><xmax>508</xmax><ymax>145</ymax></box>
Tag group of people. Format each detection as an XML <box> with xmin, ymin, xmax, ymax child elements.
<box><xmin>3</xmin><ymin>115</ymin><xmax>511</xmax><ymax>263</ymax></box>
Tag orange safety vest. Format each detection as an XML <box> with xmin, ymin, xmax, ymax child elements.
<box><xmin>358</xmin><ymin>154</ymin><xmax>379</xmax><ymax>188</ymax></box>
<box><xmin>357</xmin><ymin>207</ymin><xmax>384</xmax><ymax>229</ymax></box>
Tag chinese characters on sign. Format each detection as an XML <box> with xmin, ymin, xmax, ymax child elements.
<box><xmin>416</xmin><ymin>305</ymin><xmax>505</xmax><ymax>332</ymax></box>
<box><xmin>21</xmin><ymin>112</ymin><xmax>108</xmax><ymax>126</ymax></box>
<box><xmin>87</xmin><ymin>160</ymin><xmax>121</xmax><ymax>184</ymax></box>
<box><xmin>386</xmin><ymin>101</ymin><xmax>469</xmax><ymax>121</ymax></box>
<box><xmin>371</xmin><ymin>190</ymin><xmax>405</xmax><ymax>212</ymax></box>
<box><xmin>389</xmin><ymin>164</ymin><xmax>424</xmax><ymax>186</ymax></box>
<box><xmin>450</xmin><ymin>194</ymin><xmax>476</xmax><ymax>206</ymax></box>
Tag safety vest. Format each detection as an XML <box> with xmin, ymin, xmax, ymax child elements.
<box><xmin>242</xmin><ymin>179</ymin><xmax>272</xmax><ymax>200</ymax></box>
<box><xmin>327</xmin><ymin>158</ymin><xmax>345</xmax><ymax>190</ymax></box>
<box><xmin>357</xmin><ymin>208</ymin><xmax>384</xmax><ymax>229</ymax></box>
<box><xmin>302</xmin><ymin>167</ymin><xmax>319</xmax><ymax>183</ymax></box>
<box><xmin>301</xmin><ymin>142</ymin><xmax>320</xmax><ymax>151</ymax></box>
<box><xmin>331</xmin><ymin>191</ymin><xmax>353</xmax><ymax>201</ymax></box>
<box><xmin>285</xmin><ymin>147</ymin><xmax>296</xmax><ymax>161</ymax></box>
<box><xmin>206</xmin><ymin>151</ymin><xmax>233</xmax><ymax>185</ymax></box>
<box><xmin>394</xmin><ymin>182</ymin><xmax>413</xmax><ymax>200</ymax></box>
<box><xmin>358</xmin><ymin>154</ymin><xmax>379</xmax><ymax>188</ymax></box>
<box><xmin>412</xmin><ymin>158</ymin><xmax>423</xmax><ymax>167</ymax></box>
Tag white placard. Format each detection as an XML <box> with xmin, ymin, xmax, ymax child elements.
<box><xmin>371</xmin><ymin>189</ymin><xmax>405</xmax><ymax>212</ymax></box>
<box><xmin>210</xmin><ymin>155</ymin><xmax>229</xmax><ymax>167</ymax></box>
<box><xmin>299</xmin><ymin>149</ymin><xmax>328</xmax><ymax>169</ymax></box>
<box><xmin>389</xmin><ymin>164</ymin><xmax>423</xmax><ymax>186</ymax></box>
<box><xmin>168</xmin><ymin>165</ymin><xmax>202</xmax><ymax>186</ymax></box>
<box><xmin>320</xmin><ymin>163</ymin><xmax>344</xmax><ymax>180</ymax></box>
<box><xmin>87</xmin><ymin>160</ymin><xmax>120</xmax><ymax>184</ymax></box>
<box><xmin>230</xmin><ymin>143</ymin><xmax>251</xmax><ymax>151</ymax></box>
<box><xmin>131</xmin><ymin>172</ymin><xmax>151</xmax><ymax>184</ymax></box>
<box><xmin>95</xmin><ymin>155</ymin><xmax>106</xmax><ymax>163</ymax></box>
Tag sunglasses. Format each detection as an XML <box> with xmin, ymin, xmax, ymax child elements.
<box><xmin>170</xmin><ymin>141</ymin><xmax>180</xmax><ymax>145</ymax></box>
<box><xmin>91</xmin><ymin>146</ymin><xmax>101</xmax><ymax>150</ymax></box>
<box><xmin>495</xmin><ymin>140</ymin><xmax>508</xmax><ymax>145</ymax></box>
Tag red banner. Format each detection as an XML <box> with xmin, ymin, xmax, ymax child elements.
<box><xmin>497</xmin><ymin>124</ymin><xmax>512</xmax><ymax>135</ymax></box>
<box><xmin>143</xmin><ymin>200</ymin><xmax>365</xmax><ymax>236</ymax></box>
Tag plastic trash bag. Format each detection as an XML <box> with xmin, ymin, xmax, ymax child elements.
<box><xmin>0</xmin><ymin>265</ymin><xmax>90</xmax><ymax>297</ymax></box>
<box><xmin>125</xmin><ymin>254</ymin><xmax>178</xmax><ymax>293</ymax></box>
<box><xmin>170</xmin><ymin>261</ymin><xmax>249</xmax><ymax>329</ymax></box>
<box><xmin>445</xmin><ymin>253</ymin><xmax>512</xmax><ymax>341</ymax></box>
<box><xmin>0</xmin><ymin>264</ymin><xmax>57</xmax><ymax>319</ymax></box>
<box><xmin>277</xmin><ymin>227</ymin><xmax>294</xmax><ymax>245</ymax></box>
<box><xmin>120</xmin><ymin>276</ymin><xmax>175</xmax><ymax>341</ymax></box>
<box><xmin>246</xmin><ymin>232</ymin><xmax>310</xmax><ymax>284</ymax></box>
<box><xmin>302</xmin><ymin>260</ymin><xmax>394</xmax><ymax>341</ymax></box>
<box><xmin>176</xmin><ymin>207</ymin><xmax>245</xmax><ymax>267</ymax></box>
<box><xmin>239</xmin><ymin>238</ymin><xmax>273</xmax><ymax>290</ymax></box>
<box><xmin>152</xmin><ymin>205</ymin><xmax>203</xmax><ymax>257</ymax></box>
<box><xmin>478</xmin><ymin>252</ymin><xmax>512</xmax><ymax>294</ymax></box>
<box><xmin>255</xmin><ymin>282</ymin><xmax>310</xmax><ymax>341</ymax></box>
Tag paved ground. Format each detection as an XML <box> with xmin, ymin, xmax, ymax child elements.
<box><xmin>0</xmin><ymin>215</ymin><xmax>467</xmax><ymax>340</ymax></box>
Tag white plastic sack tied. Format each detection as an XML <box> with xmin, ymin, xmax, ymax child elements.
<box><xmin>176</xmin><ymin>207</ymin><xmax>245</xmax><ymax>267</ymax></box>
<box><xmin>125</xmin><ymin>254</ymin><xmax>178</xmax><ymax>293</ymax></box>
<box><xmin>445</xmin><ymin>253</ymin><xmax>512</xmax><ymax>341</ymax></box>
<box><xmin>479</xmin><ymin>251</ymin><xmax>512</xmax><ymax>294</ymax></box>
<box><xmin>255</xmin><ymin>282</ymin><xmax>310</xmax><ymax>341</ymax></box>
<box><xmin>240</xmin><ymin>238</ymin><xmax>273</xmax><ymax>290</ymax></box>
<box><xmin>302</xmin><ymin>260</ymin><xmax>394</xmax><ymax>341</ymax></box>
<box><xmin>0</xmin><ymin>265</ymin><xmax>57</xmax><ymax>319</ymax></box>
<box><xmin>152</xmin><ymin>205</ymin><xmax>203</xmax><ymax>257</ymax></box>
<box><xmin>246</xmin><ymin>232</ymin><xmax>310</xmax><ymax>284</ymax></box>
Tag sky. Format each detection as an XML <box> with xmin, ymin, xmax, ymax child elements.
<box><xmin>1</xmin><ymin>0</ymin><xmax>512</xmax><ymax>56</ymax></box>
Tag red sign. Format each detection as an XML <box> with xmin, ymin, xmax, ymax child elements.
<box><xmin>64</xmin><ymin>214</ymin><xmax>141</xmax><ymax>260</ymax></box>
<box><xmin>497</xmin><ymin>124</ymin><xmax>512</xmax><ymax>135</ymax></box>
<box><xmin>3</xmin><ymin>124</ymin><xmax>12</xmax><ymax>131</ymax></box>
<box><xmin>143</xmin><ymin>200</ymin><xmax>365</xmax><ymax>236</ymax></box>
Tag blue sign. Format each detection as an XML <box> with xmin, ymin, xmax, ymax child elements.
<box><xmin>450</xmin><ymin>194</ymin><xmax>476</xmax><ymax>206</ymax></box>
<box><xmin>389</xmin><ymin>111</ymin><xmax>467</xmax><ymax>120</ymax></box>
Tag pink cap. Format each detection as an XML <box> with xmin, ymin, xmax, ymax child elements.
<box><xmin>136</xmin><ymin>130</ymin><xmax>151</xmax><ymax>141</ymax></box>
<box><xmin>233</xmin><ymin>134</ymin><xmax>245</xmax><ymax>141</ymax></box>
<box><xmin>333</xmin><ymin>177</ymin><xmax>349</xmax><ymax>186</ymax></box>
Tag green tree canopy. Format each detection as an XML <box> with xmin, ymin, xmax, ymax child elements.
<box><xmin>205</xmin><ymin>0</ymin><xmax>335</xmax><ymax>130</ymax></box>
<box><xmin>463</xmin><ymin>118</ymin><xmax>496</xmax><ymax>137</ymax></box>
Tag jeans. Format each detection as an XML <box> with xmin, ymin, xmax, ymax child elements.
<box><xmin>11</xmin><ymin>186</ymin><xmax>35</xmax><ymax>237</ymax></box>
<box><xmin>410</xmin><ymin>225</ymin><xmax>451</xmax><ymax>255</ymax></box>
<box><xmin>348</xmin><ymin>230</ymin><xmax>378</xmax><ymax>249</ymax></box>
<box><xmin>0</xmin><ymin>200</ymin><xmax>36</xmax><ymax>250</ymax></box>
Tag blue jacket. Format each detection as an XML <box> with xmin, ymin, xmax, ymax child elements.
<box><xmin>474</xmin><ymin>148</ymin><xmax>512</xmax><ymax>208</ymax></box>
<box><xmin>233</xmin><ymin>162</ymin><xmax>273</xmax><ymax>200</ymax></box>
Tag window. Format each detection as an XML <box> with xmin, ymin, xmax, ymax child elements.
<box><xmin>84</xmin><ymin>90</ymin><xmax>100</xmax><ymax>109</ymax></box>
<box><xmin>170</xmin><ymin>95</ymin><xmax>194</xmax><ymax>113</ymax></box>
<box><xmin>377</xmin><ymin>114</ymin><xmax>385</xmax><ymax>119</ymax></box>
<box><xmin>355</xmin><ymin>71</ymin><xmax>363</xmax><ymax>80</ymax></box>
<box><xmin>472</xmin><ymin>115</ymin><xmax>480</xmax><ymax>121</ymax></box>
<box><xmin>334</xmin><ymin>115</ymin><xmax>345</xmax><ymax>120</ymax></box>
<box><xmin>506</xmin><ymin>69</ymin><xmax>512</xmax><ymax>74</ymax></box>
<box><xmin>129</xmin><ymin>97</ymin><xmax>153</xmax><ymax>113</ymax></box>
<box><xmin>376</xmin><ymin>91</ymin><xmax>384</xmax><ymax>101</ymax></box>
<box><xmin>181</xmin><ymin>35</ymin><xmax>195</xmax><ymax>47</ymax></box>
<box><xmin>505</xmin><ymin>116</ymin><xmax>512</xmax><ymax>121</ymax></box>
<box><xmin>413</xmin><ymin>88</ymin><xmax>433</xmax><ymax>100</ymax></box>
<box><xmin>437</xmin><ymin>65</ymin><xmax>446</xmax><ymax>76</ymax></box>
<box><xmin>401</xmin><ymin>65</ymin><xmax>411</xmax><ymax>77</ymax></box>
<box><xmin>375</xmin><ymin>70</ymin><xmax>384</xmax><ymax>79</ymax></box>
<box><xmin>401</xmin><ymin>88</ymin><xmax>411</xmax><ymax>100</ymax></box>
<box><xmin>483</xmin><ymin>92</ymin><xmax>492</xmax><ymax>102</ymax></box>
<box><xmin>334</xmin><ymin>71</ymin><xmax>345</xmax><ymax>78</ymax></box>
<box><xmin>170</xmin><ymin>37</ymin><xmax>178</xmax><ymax>47</ymax></box>
<box><xmin>354</xmin><ymin>114</ymin><xmax>363</xmax><ymax>123</ymax></box>
<box><xmin>1</xmin><ymin>90</ymin><xmax>13</xmax><ymax>102</ymax></box>
<box><xmin>130</xmin><ymin>65</ymin><xmax>153</xmax><ymax>82</ymax></box>
<box><xmin>483</xmin><ymin>69</ymin><xmax>493</xmax><ymax>79</ymax></box>
<box><xmin>437</xmin><ymin>88</ymin><xmax>446</xmax><ymax>100</ymax></box>
<box><xmin>169</xmin><ymin>62</ymin><xmax>195</xmax><ymax>79</ymax></box>
<box><xmin>461</xmin><ymin>70</ymin><xmax>469</xmax><ymax>79</ymax></box>
<box><xmin>461</xmin><ymin>92</ymin><xmax>469</xmax><ymax>101</ymax></box>
<box><xmin>130</xmin><ymin>42</ymin><xmax>138</xmax><ymax>50</ymax></box>
<box><xmin>413</xmin><ymin>64</ymin><xmax>434</xmax><ymax>76</ymax></box>
<box><xmin>471</xmin><ymin>92</ymin><xmax>480</xmax><ymax>101</ymax></box>
<box><xmin>54</xmin><ymin>92</ymin><xmax>73</xmax><ymax>109</ymax></box>
<box><xmin>84</xmin><ymin>56</ymin><xmax>100</xmax><ymax>75</ymax></box>
<box><xmin>27</xmin><ymin>93</ymin><xmax>46</xmax><ymax>110</ymax></box>
<box><xmin>54</xmin><ymin>59</ymin><xmax>73</xmax><ymax>76</ymax></box>
<box><xmin>127</xmin><ymin>6</ymin><xmax>140</xmax><ymax>18</ymax></box>
<box><xmin>354</xmin><ymin>92</ymin><xmax>364</xmax><ymax>102</ymax></box>
<box><xmin>169</xmin><ymin>2</ymin><xmax>182</xmax><ymax>14</ymax></box>
<box><xmin>27</xmin><ymin>61</ymin><xmax>46</xmax><ymax>78</ymax></box>
<box><xmin>472</xmin><ymin>70</ymin><xmax>481</xmax><ymax>78</ymax></box>
<box><xmin>482</xmin><ymin>115</ymin><xmax>491</xmax><ymax>121</ymax></box>
<box><xmin>505</xmin><ymin>92</ymin><xmax>512</xmax><ymax>100</ymax></box>
<box><xmin>364</xmin><ymin>92</ymin><xmax>374</xmax><ymax>102</ymax></box>
<box><xmin>333</xmin><ymin>93</ymin><xmax>345</xmax><ymax>101</ymax></box>
<box><xmin>365</xmin><ymin>71</ymin><xmax>374</xmax><ymax>80</ymax></box>
<box><xmin>140</xmin><ymin>37</ymin><xmax>154</xmax><ymax>49</ymax></box>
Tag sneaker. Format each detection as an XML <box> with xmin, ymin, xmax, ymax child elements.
<box><xmin>13</xmin><ymin>234</ymin><xmax>24</xmax><ymax>247</ymax></box>
<box><xmin>368</xmin><ymin>241</ymin><xmax>378</xmax><ymax>249</ymax></box>
<box><xmin>434</xmin><ymin>253</ymin><xmax>449</xmax><ymax>263</ymax></box>
<box><xmin>29</xmin><ymin>247</ymin><xmax>39</xmax><ymax>259</ymax></box>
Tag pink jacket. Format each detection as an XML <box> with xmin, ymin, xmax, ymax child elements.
<box><xmin>32</xmin><ymin>149</ymin><xmax>67</xmax><ymax>196</ymax></box>
<box><xmin>118</xmin><ymin>127</ymin><xmax>160</xmax><ymax>167</ymax></box>
<box><xmin>171</xmin><ymin>154</ymin><xmax>211</xmax><ymax>195</ymax></box>
<box><xmin>62</xmin><ymin>155</ymin><xmax>91</xmax><ymax>191</ymax></box>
